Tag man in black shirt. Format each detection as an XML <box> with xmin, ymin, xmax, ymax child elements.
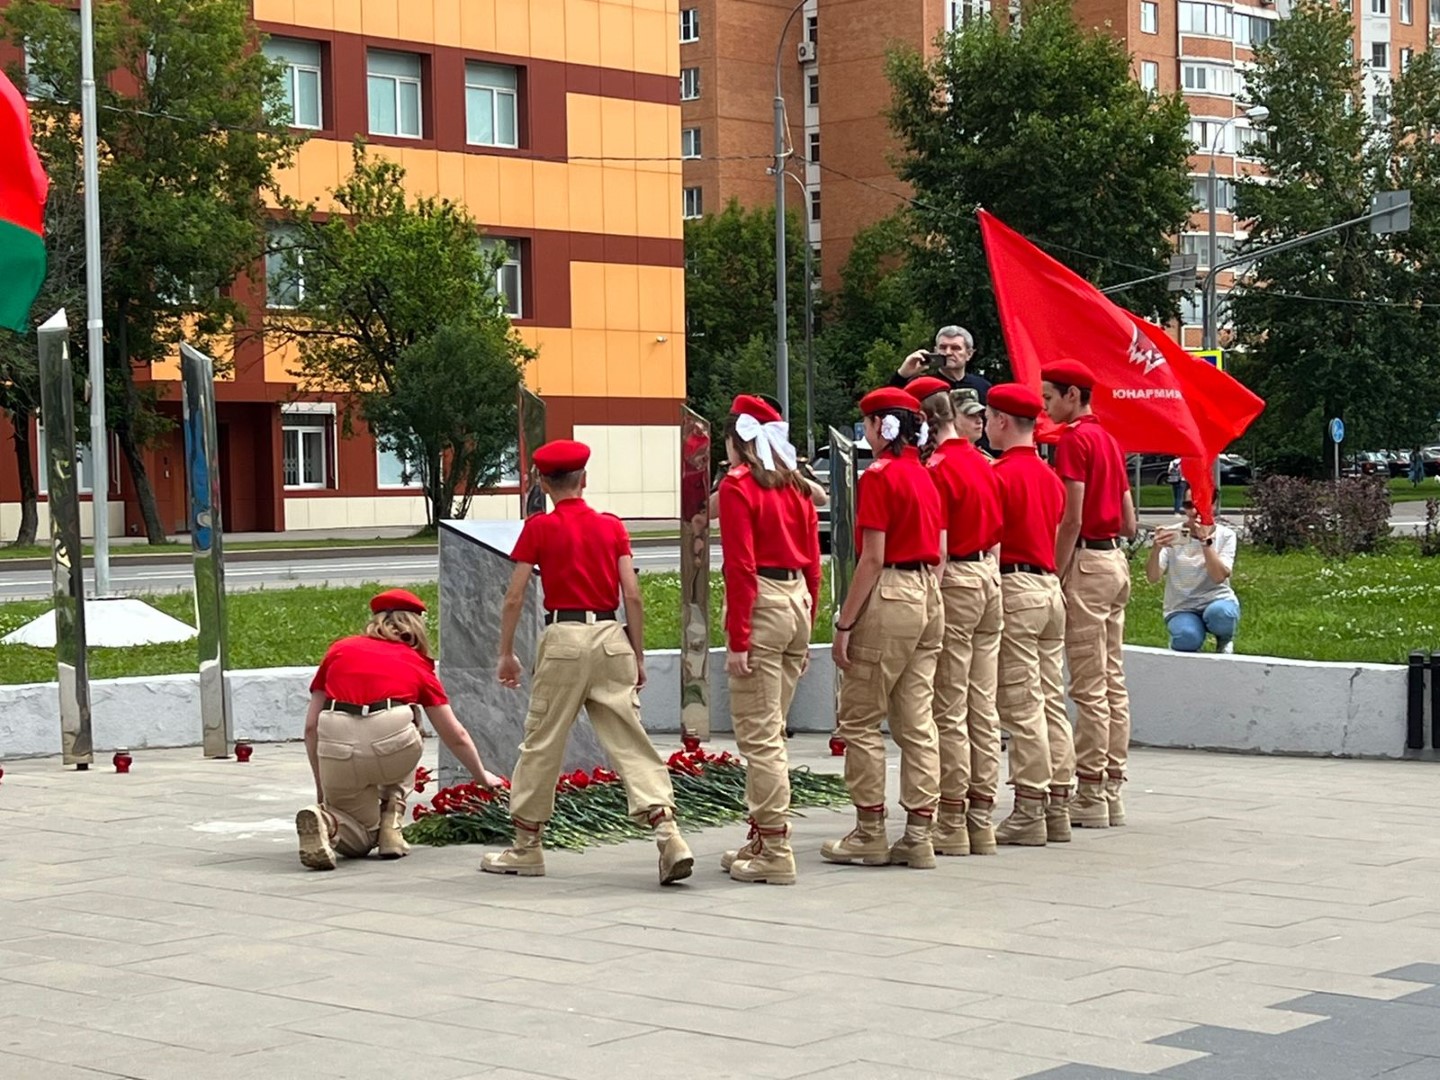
<box><xmin>888</xmin><ymin>325</ymin><xmax>992</xmax><ymax>404</ymax></box>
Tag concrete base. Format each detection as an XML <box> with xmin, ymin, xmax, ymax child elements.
<box><xmin>1</xmin><ymin>597</ymin><xmax>197</xmax><ymax>648</ymax></box>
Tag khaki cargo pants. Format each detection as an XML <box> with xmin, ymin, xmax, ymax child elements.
<box><xmin>996</xmin><ymin>572</ymin><xmax>1072</xmax><ymax>794</ymax></box>
<box><xmin>728</xmin><ymin>576</ymin><xmax>811</xmax><ymax>828</ymax></box>
<box><xmin>317</xmin><ymin>705</ymin><xmax>424</xmax><ymax>857</ymax></box>
<box><xmin>1064</xmin><ymin>548</ymin><xmax>1132</xmax><ymax>779</ymax></box>
<box><xmin>934</xmin><ymin>557</ymin><xmax>1004</xmax><ymax>805</ymax></box>
<box><xmin>836</xmin><ymin>568</ymin><xmax>944</xmax><ymax>812</ymax></box>
<box><xmin>510</xmin><ymin>621</ymin><xmax>675</xmax><ymax>825</ymax></box>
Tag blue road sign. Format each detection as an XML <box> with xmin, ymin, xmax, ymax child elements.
<box><xmin>1329</xmin><ymin>417</ymin><xmax>1345</xmax><ymax>444</ymax></box>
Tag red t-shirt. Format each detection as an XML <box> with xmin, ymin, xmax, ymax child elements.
<box><xmin>309</xmin><ymin>635</ymin><xmax>448</xmax><ymax>706</ymax></box>
<box><xmin>718</xmin><ymin>465</ymin><xmax>822</xmax><ymax>652</ymax></box>
<box><xmin>1054</xmin><ymin>414</ymin><xmax>1128</xmax><ymax>540</ymax></box>
<box><xmin>927</xmin><ymin>438</ymin><xmax>1003</xmax><ymax>558</ymax></box>
<box><xmin>994</xmin><ymin>445</ymin><xmax>1066</xmax><ymax>571</ymax></box>
<box><xmin>856</xmin><ymin>447</ymin><xmax>943</xmax><ymax>565</ymax></box>
<box><xmin>510</xmin><ymin>497</ymin><xmax>631</xmax><ymax>612</ymax></box>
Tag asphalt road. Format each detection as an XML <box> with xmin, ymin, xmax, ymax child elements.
<box><xmin>0</xmin><ymin>546</ymin><xmax>722</xmax><ymax>602</ymax></box>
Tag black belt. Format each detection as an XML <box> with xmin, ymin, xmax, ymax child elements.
<box><xmin>325</xmin><ymin>698</ymin><xmax>406</xmax><ymax>716</ymax></box>
<box><xmin>948</xmin><ymin>551</ymin><xmax>986</xmax><ymax>563</ymax></box>
<box><xmin>1000</xmin><ymin>563</ymin><xmax>1054</xmax><ymax>576</ymax></box>
<box><xmin>884</xmin><ymin>561</ymin><xmax>927</xmax><ymax>572</ymax></box>
<box><xmin>545</xmin><ymin>609</ymin><xmax>618</xmax><ymax>625</ymax></box>
<box><xmin>757</xmin><ymin>567</ymin><xmax>801</xmax><ymax>581</ymax></box>
<box><xmin>1079</xmin><ymin>538</ymin><xmax>1122</xmax><ymax>550</ymax></box>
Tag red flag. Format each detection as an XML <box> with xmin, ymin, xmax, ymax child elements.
<box><xmin>0</xmin><ymin>70</ymin><xmax>49</xmax><ymax>332</ymax></box>
<box><xmin>979</xmin><ymin>210</ymin><xmax>1263</xmax><ymax>521</ymax></box>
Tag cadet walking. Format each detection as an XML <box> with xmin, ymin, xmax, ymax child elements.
<box><xmin>483</xmin><ymin>440</ymin><xmax>694</xmax><ymax>885</ymax></box>
<box><xmin>826</xmin><ymin>387</ymin><xmax>945</xmax><ymax>869</ymax></box>
<box><xmin>717</xmin><ymin>395</ymin><xmax>822</xmax><ymax>885</ymax></box>
<box><xmin>1042</xmin><ymin>360</ymin><xmax>1137</xmax><ymax>828</ymax></box>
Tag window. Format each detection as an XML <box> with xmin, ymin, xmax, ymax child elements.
<box><xmin>282</xmin><ymin>411</ymin><xmax>334</xmax><ymax>489</ymax></box>
<box><xmin>1191</xmin><ymin>176</ymin><xmax>1235</xmax><ymax>211</ymax></box>
<box><xmin>1180</xmin><ymin>233</ymin><xmax>1237</xmax><ymax>265</ymax></box>
<box><xmin>1237</xmin><ymin>126</ymin><xmax>1271</xmax><ymax>156</ymax></box>
<box><xmin>681</xmin><ymin>127</ymin><xmax>702</xmax><ymax>159</ymax></box>
<box><xmin>1402</xmin><ymin>0</ymin><xmax>1414</xmax><ymax>21</ymax></box>
<box><xmin>1180</xmin><ymin>293</ymin><xmax>1205</xmax><ymax>326</ymax></box>
<box><xmin>809</xmin><ymin>189</ymin><xmax>821</xmax><ymax>223</ymax></box>
<box><xmin>1190</xmin><ymin>118</ymin><xmax>1237</xmax><ymax>153</ymax></box>
<box><xmin>35</xmin><ymin>423</ymin><xmax>96</xmax><ymax>495</ymax></box>
<box><xmin>683</xmin><ymin>186</ymin><xmax>703</xmax><ymax>219</ymax></box>
<box><xmin>1235</xmin><ymin>13</ymin><xmax>1273</xmax><ymax>47</ymax></box>
<box><xmin>22</xmin><ymin>10</ymin><xmax>79</xmax><ymax>101</ymax></box>
<box><xmin>1372</xmin><ymin>94</ymin><xmax>1390</xmax><ymax>123</ymax></box>
<box><xmin>464</xmin><ymin>62</ymin><xmax>519</xmax><ymax>148</ymax></box>
<box><xmin>680</xmin><ymin>8</ymin><xmax>699</xmax><ymax>43</ymax></box>
<box><xmin>808</xmin><ymin>130</ymin><xmax>820</xmax><ymax>163</ymax></box>
<box><xmin>1140</xmin><ymin>61</ymin><xmax>1159</xmax><ymax>92</ymax></box>
<box><xmin>367</xmin><ymin>49</ymin><xmax>423</xmax><ymax>139</ymax></box>
<box><xmin>1141</xmin><ymin>2</ymin><xmax>1159</xmax><ymax>33</ymax></box>
<box><xmin>680</xmin><ymin>67</ymin><xmax>700</xmax><ymax>101</ymax></box>
<box><xmin>806</xmin><ymin>15</ymin><xmax>818</xmax><ymax>44</ymax></box>
<box><xmin>265</xmin><ymin>224</ymin><xmax>305</xmax><ymax>309</ymax></box>
<box><xmin>1182</xmin><ymin>63</ymin><xmax>1234</xmax><ymax>95</ymax></box>
<box><xmin>377</xmin><ymin>442</ymin><xmax>425</xmax><ymax>489</ymax></box>
<box><xmin>264</xmin><ymin>38</ymin><xmax>323</xmax><ymax>129</ymax></box>
<box><xmin>947</xmin><ymin>0</ymin><xmax>993</xmax><ymax>29</ymax></box>
<box><xmin>480</xmin><ymin>238</ymin><xmax>523</xmax><ymax>318</ymax></box>
<box><xmin>1179</xmin><ymin>2</ymin><xmax>1232</xmax><ymax>37</ymax></box>
<box><xmin>1401</xmin><ymin>47</ymin><xmax>1415</xmax><ymax>72</ymax></box>
<box><xmin>1370</xmin><ymin>0</ymin><xmax>1387</xmax><ymax>13</ymax></box>
<box><xmin>807</xmin><ymin>72</ymin><xmax>819</xmax><ymax>106</ymax></box>
<box><xmin>1432</xmin><ymin>0</ymin><xmax>1440</xmax><ymax>25</ymax></box>
<box><xmin>1371</xmin><ymin>42</ymin><xmax>1390</xmax><ymax>69</ymax></box>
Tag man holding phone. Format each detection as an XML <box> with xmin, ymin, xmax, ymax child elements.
<box><xmin>890</xmin><ymin>325</ymin><xmax>992</xmax><ymax>405</ymax></box>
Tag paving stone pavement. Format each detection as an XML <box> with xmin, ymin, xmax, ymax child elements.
<box><xmin>1</xmin><ymin>736</ymin><xmax>1439</xmax><ymax>1080</ymax></box>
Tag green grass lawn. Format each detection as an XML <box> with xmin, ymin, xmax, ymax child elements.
<box><xmin>1134</xmin><ymin>476</ymin><xmax>1439</xmax><ymax>510</ymax></box>
<box><xmin>0</xmin><ymin>535</ymin><xmax>436</xmax><ymax>561</ymax></box>
<box><xmin>1</xmin><ymin>549</ymin><xmax>1436</xmax><ymax>685</ymax></box>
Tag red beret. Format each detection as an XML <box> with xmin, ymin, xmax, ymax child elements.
<box><xmin>986</xmin><ymin>383</ymin><xmax>1044</xmax><ymax>420</ymax></box>
<box><xmin>731</xmin><ymin>394</ymin><xmax>782</xmax><ymax>424</ymax></box>
<box><xmin>859</xmin><ymin>386</ymin><xmax>922</xmax><ymax>416</ymax></box>
<box><xmin>1041</xmin><ymin>359</ymin><xmax>1095</xmax><ymax>390</ymax></box>
<box><xmin>532</xmin><ymin>439</ymin><xmax>590</xmax><ymax>475</ymax></box>
<box><xmin>370</xmin><ymin>588</ymin><xmax>427</xmax><ymax>615</ymax></box>
<box><xmin>904</xmin><ymin>376</ymin><xmax>952</xmax><ymax>404</ymax></box>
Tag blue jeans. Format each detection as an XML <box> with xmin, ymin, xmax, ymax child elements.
<box><xmin>1166</xmin><ymin>599</ymin><xmax>1240</xmax><ymax>652</ymax></box>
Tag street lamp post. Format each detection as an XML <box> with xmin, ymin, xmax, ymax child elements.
<box><xmin>771</xmin><ymin>0</ymin><xmax>808</xmax><ymax>422</ymax></box>
<box><xmin>1203</xmin><ymin>104</ymin><xmax>1268</xmax><ymax>351</ymax></box>
<box><xmin>80</xmin><ymin>0</ymin><xmax>110</xmax><ymax>592</ymax></box>
<box><xmin>782</xmin><ymin>170</ymin><xmax>816</xmax><ymax>460</ymax></box>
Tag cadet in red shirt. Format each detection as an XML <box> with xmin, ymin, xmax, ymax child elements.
<box><xmin>717</xmin><ymin>395</ymin><xmax>821</xmax><ymax>885</ymax></box>
<box><xmin>987</xmin><ymin>384</ymin><xmax>1073</xmax><ymax>848</ymax></box>
<box><xmin>483</xmin><ymin>440</ymin><xmax>693</xmax><ymax>886</ymax></box>
<box><xmin>909</xmin><ymin>377</ymin><xmax>1006</xmax><ymax>856</ymax></box>
<box><xmin>296</xmin><ymin>589</ymin><xmax>502</xmax><ymax>871</ymax></box>
<box><xmin>1042</xmin><ymin>359</ymin><xmax>1138</xmax><ymax>830</ymax></box>
<box><xmin>824</xmin><ymin>386</ymin><xmax>944</xmax><ymax>870</ymax></box>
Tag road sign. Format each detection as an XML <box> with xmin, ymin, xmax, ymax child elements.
<box><xmin>1329</xmin><ymin>417</ymin><xmax>1345</xmax><ymax>444</ymax></box>
<box><xmin>1370</xmin><ymin>190</ymin><xmax>1412</xmax><ymax>235</ymax></box>
<box><xmin>1192</xmin><ymin>348</ymin><xmax>1224</xmax><ymax>371</ymax></box>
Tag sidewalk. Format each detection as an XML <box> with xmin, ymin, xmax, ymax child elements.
<box><xmin>2</xmin><ymin>737</ymin><xmax>1439</xmax><ymax>1079</ymax></box>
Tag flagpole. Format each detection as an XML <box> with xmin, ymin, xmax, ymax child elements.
<box><xmin>79</xmin><ymin>0</ymin><xmax>110</xmax><ymax>594</ymax></box>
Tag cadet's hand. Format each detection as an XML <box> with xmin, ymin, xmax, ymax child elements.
<box><xmin>898</xmin><ymin>350</ymin><xmax>928</xmax><ymax>379</ymax></box>
<box><xmin>832</xmin><ymin>629</ymin><xmax>851</xmax><ymax>671</ymax></box>
<box><xmin>478</xmin><ymin>768</ymin><xmax>506</xmax><ymax>792</ymax></box>
<box><xmin>799</xmin><ymin>651</ymin><xmax>810</xmax><ymax>677</ymax></box>
<box><xmin>726</xmin><ymin>650</ymin><xmax>751</xmax><ymax>677</ymax></box>
<box><xmin>497</xmin><ymin>653</ymin><xmax>523</xmax><ymax>689</ymax></box>
<box><xmin>635</xmin><ymin>653</ymin><xmax>648</xmax><ymax>690</ymax></box>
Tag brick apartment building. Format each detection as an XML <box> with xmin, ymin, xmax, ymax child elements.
<box><xmin>0</xmin><ymin>0</ymin><xmax>686</xmax><ymax>540</ymax></box>
<box><xmin>679</xmin><ymin>0</ymin><xmax>1437</xmax><ymax>348</ymax></box>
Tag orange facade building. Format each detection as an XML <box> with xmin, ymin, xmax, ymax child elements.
<box><xmin>0</xmin><ymin>0</ymin><xmax>686</xmax><ymax>539</ymax></box>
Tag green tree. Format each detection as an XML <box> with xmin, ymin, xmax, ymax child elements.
<box><xmin>1230</xmin><ymin>1</ymin><xmax>1440</xmax><ymax>472</ymax></box>
<box><xmin>274</xmin><ymin>143</ymin><xmax>534</xmax><ymax>522</ymax></box>
<box><xmin>4</xmin><ymin>0</ymin><xmax>301</xmax><ymax>542</ymax></box>
<box><xmin>885</xmin><ymin>0</ymin><xmax>1194</xmax><ymax>370</ymax></box>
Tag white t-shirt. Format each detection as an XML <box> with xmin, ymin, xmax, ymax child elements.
<box><xmin>1158</xmin><ymin>524</ymin><xmax>1238</xmax><ymax>618</ymax></box>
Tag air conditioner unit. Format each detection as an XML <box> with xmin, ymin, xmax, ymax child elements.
<box><xmin>797</xmin><ymin>41</ymin><xmax>816</xmax><ymax>63</ymax></box>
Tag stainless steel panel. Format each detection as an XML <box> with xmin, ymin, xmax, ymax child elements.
<box><xmin>680</xmin><ymin>407</ymin><xmax>712</xmax><ymax>741</ymax></box>
<box><xmin>518</xmin><ymin>387</ymin><xmax>548</xmax><ymax>518</ymax></box>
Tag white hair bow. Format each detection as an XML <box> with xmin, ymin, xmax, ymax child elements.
<box><xmin>880</xmin><ymin>415</ymin><xmax>900</xmax><ymax>442</ymax></box>
<box><xmin>735</xmin><ymin>413</ymin><xmax>798</xmax><ymax>471</ymax></box>
<box><xmin>919</xmin><ymin>421</ymin><xmax>929</xmax><ymax>446</ymax></box>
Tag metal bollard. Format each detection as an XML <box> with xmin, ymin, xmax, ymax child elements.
<box><xmin>1431</xmin><ymin>651</ymin><xmax>1440</xmax><ymax>752</ymax></box>
<box><xmin>1407</xmin><ymin>651</ymin><xmax>1426</xmax><ymax>751</ymax></box>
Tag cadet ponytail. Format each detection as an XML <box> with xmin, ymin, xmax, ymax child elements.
<box><xmin>366</xmin><ymin>609</ymin><xmax>434</xmax><ymax>663</ymax></box>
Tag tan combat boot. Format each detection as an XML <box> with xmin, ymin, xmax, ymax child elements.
<box><xmin>1045</xmin><ymin>786</ymin><xmax>1072</xmax><ymax>843</ymax></box>
<box><xmin>889</xmin><ymin>810</ymin><xmax>938</xmax><ymax>869</ymax></box>
<box><xmin>650</xmin><ymin>808</ymin><xmax>695</xmax><ymax>885</ymax></box>
<box><xmin>377</xmin><ymin>795</ymin><xmax>411</xmax><ymax>859</ymax></box>
<box><xmin>966</xmin><ymin>794</ymin><xmax>997</xmax><ymax>856</ymax></box>
<box><xmin>481</xmin><ymin>817</ymin><xmax>546</xmax><ymax>877</ymax></box>
<box><xmin>932</xmin><ymin>798</ymin><xmax>970</xmax><ymax>857</ymax></box>
<box><xmin>729</xmin><ymin>824</ymin><xmax>796</xmax><ymax>885</ymax></box>
<box><xmin>721</xmin><ymin>821</ymin><xmax>762</xmax><ymax>873</ymax></box>
<box><xmin>295</xmin><ymin>805</ymin><xmax>337</xmax><ymax>871</ymax></box>
<box><xmin>1105</xmin><ymin>772</ymin><xmax>1127</xmax><ymax>827</ymax></box>
<box><xmin>821</xmin><ymin>806</ymin><xmax>891</xmax><ymax>866</ymax></box>
<box><xmin>995</xmin><ymin>788</ymin><xmax>1047</xmax><ymax>847</ymax></box>
<box><xmin>1070</xmin><ymin>774</ymin><xmax>1110</xmax><ymax>829</ymax></box>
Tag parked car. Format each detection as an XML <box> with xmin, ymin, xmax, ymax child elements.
<box><xmin>1352</xmin><ymin>451</ymin><xmax>1387</xmax><ymax>476</ymax></box>
<box><xmin>1383</xmin><ymin>449</ymin><xmax>1411</xmax><ymax>478</ymax></box>
<box><xmin>1217</xmin><ymin>453</ymin><xmax>1253</xmax><ymax>485</ymax></box>
<box><xmin>1422</xmin><ymin>446</ymin><xmax>1440</xmax><ymax>477</ymax></box>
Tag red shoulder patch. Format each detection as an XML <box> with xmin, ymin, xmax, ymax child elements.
<box><xmin>727</xmin><ymin>464</ymin><xmax>751</xmax><ymax>479</ymax></box>
<box><xmin>866</xmin><ymin>458</ymin><xmax>891</xmax><ymax>473</ymax></box>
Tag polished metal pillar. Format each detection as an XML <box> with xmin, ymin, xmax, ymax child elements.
<box><xmin>518</xmin><ymin>387</ymin><xmax>548</xmax><ymax>518</ymax></box>
<box><xmin>180</xmin><ymin>344</ymin><xmax>233</xmax><ymax>757</ymax></box>
<box><xmin>828</xmin><ymin>427</ymin><xmax>858</xmax><ymax>721</ymax></box>
<box><xmin>679</xmin><ymin>407</ymin><xmax>712</xmax><ymax>741</ymax></box>
<box><xmin>38</xmin><ymin>310</ymin><xmax>93</xmax><ymax>768</ymax></box>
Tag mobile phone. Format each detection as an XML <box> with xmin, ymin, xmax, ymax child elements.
<box><xmin>924</xmin><ymin>351</ymin><xmax>947</xmax><ymax>372</ymax></box>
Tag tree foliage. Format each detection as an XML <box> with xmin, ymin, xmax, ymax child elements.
<box><xmin>885</xmin><ymin>0</ymin><xmax>1194</xmax><ymax>372</ymax></box>
<box><xmin>1231</xmin><ymin>0</ymin><xmax>1440</xmax><ymax>470</ymax></box>
<box><xmin>3</xmin><ymin>0</ymin><xmax>301</xmax><ymax>542</ymax></box>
